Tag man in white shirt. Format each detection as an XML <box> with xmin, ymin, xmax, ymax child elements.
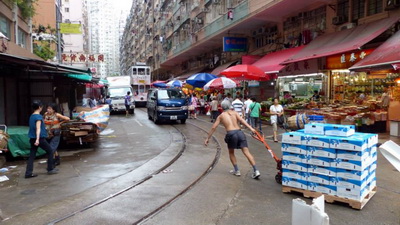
<box><xmin>232</xmin><ymin>95</ymin><xmax>244</xmax><ymax>117</ymax></box>
<box><xmin>243</xmin><ymin>96</ymin><xmax>253</xmax><ymax>124</ymax></box>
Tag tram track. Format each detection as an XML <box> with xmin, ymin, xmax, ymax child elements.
<box><xmin>45</xmin><ymin>109</ymin><xmax>221</xmax><ymax>225</ymax></box>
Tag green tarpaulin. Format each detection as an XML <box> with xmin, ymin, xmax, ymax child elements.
<box><xmin>66</xmin><ymin>73</ymin><xmax>92</xmax><ymax>82</ymax></box>
<box><xmin>7</xmin><ymin>126</ymin><xmax>46</xmax><ymax>157</ymax></box>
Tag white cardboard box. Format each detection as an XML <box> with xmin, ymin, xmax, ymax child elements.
<box><xmin>308</xmin><ymin>146</ymin><xmax>336</xmax><ymax>158</ymax></box>
<box><xmin>282</xmin><ymin>177</ymin><xmax>308</xmax><ymax>189</ymax></box>
<box><xmin>303</xmin><ymin>134</ymin><xmax>331</xmax><ymax>148</ymax></box>
<box><xmin>307</xmin><ymin>156</ymin><xmax>332</xmax><ymax>167</ymax></box>
<box><xmin>331</xmin><ymin>177</ymin><xmax>368</xmax><ymax>190</ymax></box>
<box><xmin>308</xmin><ymin>172</ymin><xmax>331</xmax><ymax>184</ymax></box>
<box><xmin>336</xmin><ymin>149</ymin><xmax>370</xmax><ymax>162</ymax></box>
<box><xmin>304</xmin><ymin>124</ymin><xmax>325</xmax><ymax>135</ymax></box>
<box><xmin>282</xmin><ymin>169</ymin><xmax>309</xmax><ymax>180</ymax></box>
<box><xmin>336</xmin><ymin>168</ymin><xmax>369</xmax><ymax>180</ymax></box>
<box><xmin>330</xmin><ymin>136</ymin><xmax>368</xmax><ymax>151</ymax></box>
<box><xmin>308</xmin><ymin>165</ymin><xmax>337</xmax><ymax>176</ymax></box>
<box><xmin>308</xmin><ymin>182</ymin><xmax>337</xmax><ymax>195</ymax></box>
<box><xmin>337</xmin><ymin>186</ymin><xmax>369</xmax><ymax>201</ymax></box>
<box><xmin>324</xmin><ymin>124</ymin><xmax>355</xmax><ymax>137</ymax></box>
<box><xmin>283</xmin><ymin>152</ymin><xmax>309</xmax><ymax>163</ymax></box>
<box><xmin>282</xmin><ymin>144</ymin><xmax>308</xmax><ymax>155</ymax></box>
<box><xmin>282</xmin><ymin>132</ymin><xmax>304</xmax><ymax>145</ymax></box>
<box><xmin>282</xmin><ymin>160</ymin><xmax>308</xmax><ymax>172</ymax></box>
<box><xmin>334</xmin><ymin>158</ymin><xmax>372</xmax><ymax>171</ymax></box>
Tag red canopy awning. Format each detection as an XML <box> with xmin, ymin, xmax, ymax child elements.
<box><xmin>252</xmin><ymin>46</ymin><xmax>305</xmax><ymax>74</ymax></box>
<box><xmin>281</xmin><ymin>16</ymin><xmax>400</xmax><ymax>65</ymax></box>
<box><xmin>350</xmin><ymin>30</ymin><xmax>400</xmax><ymax>70</ymax></box>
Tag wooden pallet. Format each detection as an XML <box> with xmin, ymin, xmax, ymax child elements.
<box><xmin>282</xmin><ymin>186</ymin><xmax>377</xmax><ymax>210</ymax></box>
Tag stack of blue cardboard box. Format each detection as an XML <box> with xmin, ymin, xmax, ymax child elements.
<box><xmin>281</xmin><ymin>123</ymin><xmax>377</xmax><ymax>201</ymax></box>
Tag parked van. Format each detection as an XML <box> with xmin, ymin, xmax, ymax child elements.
<box><xmin>147</xmin><ymin>88</ymin><xmax>189</xmax><ymax>124</ymax></box>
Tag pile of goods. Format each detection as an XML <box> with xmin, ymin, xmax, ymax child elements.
<box><xmin>281</xmin><ymin>123</ymin><xmax>377</xmax><ymax>209</ymax></box>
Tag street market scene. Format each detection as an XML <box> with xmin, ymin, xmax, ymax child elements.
<box><xmin>0</xmin><ymin>0</ymin><xmax>400</xmax><ymax>224</ymax></box>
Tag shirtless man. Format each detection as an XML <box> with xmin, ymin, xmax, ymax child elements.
<box><xmin>205</xmin><ymin>101</ymin><xmax>260</xmax><ymax>179</ymax></box>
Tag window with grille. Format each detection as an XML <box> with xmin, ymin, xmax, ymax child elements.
<box><xmin>0</xmin><ymin>14</ymin><xmax>10</xmax><ymax>38</ymax></box>
<box><xmin>367</xmin><ymin>0</ymin><xmax>383</xmax><ymax>16</ymax></box>
<box><xmin>337</xmin><ymin>0</ymin><xmax>350</xmax><ymax>18</ymax></box>
<box><xmin>352</xmin><ymin>0</ymin><xmax>365</xmax><ymax>21</ymax></box>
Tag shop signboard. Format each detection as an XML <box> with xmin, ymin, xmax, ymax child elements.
<box><xmin>248</xmin><ymin>80</ymin><xmax>259</xmax><ymax>87</ymax></box>
<box><xmin>326</xmin><ymin>49</ymin><xmax>374</xmax><ymax>69</ymax></box>
<box><xmin>223</xmin><ymin>37</ymin><xmax>247</xmax><ymax>52</ymax></box>
<box><xmin>280</xmin><ymin>59</ymin><xmax>322</xmax><ymax>76</ymax></box>
<box><xmin>61</xmin><ymin>53</ymin><xmax>105</xmax><ymax>63</ymax></box>
<box><xmin>60</xmin><ymin>23</ymin><xmax>82</xmax><ymax>34</ymax></box>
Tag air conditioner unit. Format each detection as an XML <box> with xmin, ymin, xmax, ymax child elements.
<box><xmin>176</xmin><ymin>16</ymin><xmax>181</xmax><ymax>20</ymax></box>
<box><xmin>385</xmin><ymin>0</ymin><xmax>400</xmax><ymax>10</ymax></box>
<box><xmin>202</xmin><ymin>7</ymin><xmax>210</xmax><ymax>13</ymax></box>
<box><xmin>213</xmin><ymin>0</ymin><xmax>221</xmax><ymax>4</ymax></box>
<box><xmin>196</xmin><ymin>18</ymin><xmax>203</xmax><ymax>24</ymax></box>
<box><xmin>332</xmin><ymin>15</ymin><xmax>347</xmax><ymax>25</ymax></box>
<box><xmin>339</xmin><ymin>23</ymin><xmax>356</xmax><ymax>31</ymax></box>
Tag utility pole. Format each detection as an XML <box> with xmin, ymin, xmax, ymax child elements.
<box><xmin>56</xmin><ymin>0</ymin><xmax>62</xmax><ymax>64</ymax></box>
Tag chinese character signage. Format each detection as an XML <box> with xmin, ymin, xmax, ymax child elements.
<box><xmin>280</xmin><ymin>59</ymin><xmax>323</xmax><ymax>76</ymax></box>
<box><xmin>60</xmin><ymin>23</ymin><xmax>82</xmax><ymax>34</ymax></box>
<box><xmin>326</xmin><ymin>49</ymin><xmax>374</xmax><ymax>69</ymax></box>
<box><xmin>61</xmin><ymin>53</ymin><xmax>105</xmax><ymax>63</ymax></box>
<box><xmin>223</xmin><ymin>37</ymin><xmax>247</xmax><ymax>52</ymax></box>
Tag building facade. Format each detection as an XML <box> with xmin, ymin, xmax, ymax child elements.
<box><xmin>120</xmin><ymin>0</ymin><xmax>400</xmax><ymax>84</ymax></box>
<box><xmin>60</xmin><ymin>0</ymin><xmax>89</xmax><ymax>69</ymax></box>
<box><xmin>86</xmin><ymin>0</ymin><xmax>128</xmax><ymax>78</ymax></box>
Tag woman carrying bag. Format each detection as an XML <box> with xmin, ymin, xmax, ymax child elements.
<box><xmin>270</xmin><ymin>98</ymin><xmax>284</xmax><ymax>142</ymax></box>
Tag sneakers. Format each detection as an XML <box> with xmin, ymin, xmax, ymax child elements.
<box><xmin>252</xmin><ymin>170</ymin><xmax>261</xmax><ymax>179</ymax></box>
<box><xmin>229</xmin><ymin>170</ymin><xmax>241</xmax><ymax>176</ymax></box>
<box><xmin>47</xmin><ymin>168</ymin><xmax>59</xmax><ymax>175</ymax></box>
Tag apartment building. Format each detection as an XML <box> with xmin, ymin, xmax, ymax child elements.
<box><xmin>86</xmin><ymin>0</ymin><xmax>128</xmax><ymax>78</ymax></box>
<box><xmin>61</xmin><ymin>0</ymin><xmax>89</xmax><ymax>69</ymax></box>
<box><xmin>120</xmin><ymin>0</ymin><xmax>400</xmax><ymax>84</ymax></box>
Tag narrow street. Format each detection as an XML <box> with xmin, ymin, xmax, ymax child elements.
<box><xmin>0</xmin><ymin>109</ymin><xmax>399</xmax><ymax>224</ymax></box>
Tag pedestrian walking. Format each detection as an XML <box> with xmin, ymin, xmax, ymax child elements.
<box><xmin>270</xmin><ymin>98</ymin><xmax>284</xmax><ymax>142</ymax></box>
<box><xmin>189</xmin><ymin>94</ymin><xmax>198</xmax><ymax>119</ymax></box>
<box><xmin>124</xmin><ymin>91</ymin><xmax>132</xmax><ymax>117</ymax></box>
<box><xmin>232</xmin><ymin>95</ymin><xmax>244</xmax><ymax>118</ymax></box>
<box><xmin>25</xmin><ymin>100</ymin><xmax>58</xmax><ymax>178</ymax></box>
<box><xmin>105</xmin><ymin>95</ymin><xmax>112</xmax><ymax>111</ymax></box>
<box><xmin>210</xmin><ymin>97</ymin><xmax>219</xmax><ymax>122</ymax></box>
<box><xmin>44</xmin><ymin>103</ymin><xmax>70</xmax><ymax>166</ymax></box>
<box><xmin>204</xmin><ymin>101</ymin><xmax>260</xmax><ymax>179</ymax></box>
<box><xmin>243</xmin><ymin>96</ymin><xmax>253</xmax><ymax>124</ymax></box>
<box><xmin>249</xmin><ymin>98</ymin><xmax>262</xmax><ymax>132</ymax></box>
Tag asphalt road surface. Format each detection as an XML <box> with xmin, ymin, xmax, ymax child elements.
<box><xmin>0</xmin><ymin>108</ymin><xmax>399</xmax><ymax>225</ymax></box>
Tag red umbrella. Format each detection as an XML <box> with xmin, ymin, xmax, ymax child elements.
<box><xmin>151</xmin><ymin>80</ymin><xmax>167</xmax><ymax>85</ymax></box>
<box><xmin>220</xmin><ymin>65</ymin><xmax>270</xmax><ymax>81</ymax></box>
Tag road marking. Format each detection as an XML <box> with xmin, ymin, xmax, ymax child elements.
<box><xmin>135</xmin><ymin>119</ymin><xmax>143</xmax><ymax>127</ymax></box>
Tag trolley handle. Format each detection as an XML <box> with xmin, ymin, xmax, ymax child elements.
<box><xmin>0</xmin><ymin>125</ymin><xmax>7</xmax><ymax>133</ymax></box>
